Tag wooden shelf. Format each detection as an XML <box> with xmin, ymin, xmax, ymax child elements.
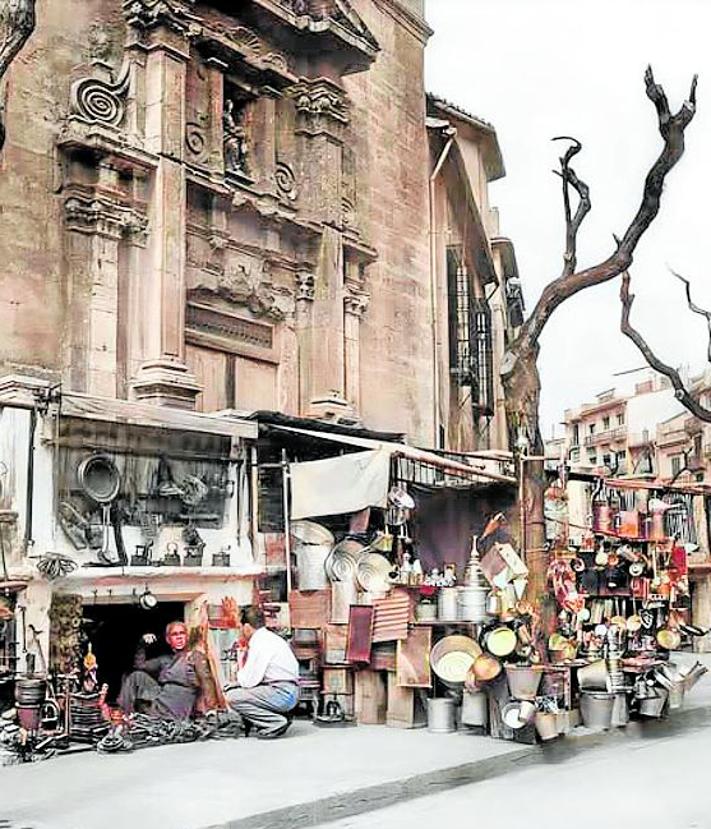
<box><xmin>413</xmin><ymin>619</ymin><xmax>478</xmax><ymax>626</ymax></box>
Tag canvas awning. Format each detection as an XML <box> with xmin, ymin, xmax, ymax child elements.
<box><xmin>269</xmin><ymin>423</ymin><xmax>516</xmax><ymax>485</ymax></box>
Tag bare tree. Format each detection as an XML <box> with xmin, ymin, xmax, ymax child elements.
<box><xmin>620</xmin><ymin>268</ymin><xmax>711</xmax><ymax>423</ymax></box>
<box><xmin>501</xmin><ymin>67</ymin><xmax>697</xmax><ymax>608</ymax></box>
<box><xmin>0</xmin><ymin>0</ymin><xmax>36</xmax><ymax>150</ymax></box>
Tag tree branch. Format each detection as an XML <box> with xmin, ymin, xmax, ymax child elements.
<box><xmin>509</xmin><ymin>67</ymin><xmax>697</xmax><ymax>360</ymax></box>
<box><xmin>552</xmin><ymin>136</ymin><xmax>591</xmax><ymax>277</ymax></box>
<box><xmin>620</xmin><ymin>270</ymin><xmax>711</xmax><ymax>422</ymax></box>
<box><xmin>0</xmin><ymin>1</ymin><xmax>37</xmax><ymax>150</ymax></box>
<box><xmin>669</xmin><ymin>266</ymin><xmax>711</xmax><ymax>361</ymax></box>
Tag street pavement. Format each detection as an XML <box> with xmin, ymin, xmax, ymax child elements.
<box><xmin>0</xmin><ymin>652</ymin><xmax>710</xmax><ymax>829</ymax></box>
<box><xmin>314</xmin><ymin>713</ymin><xmax>711</xmax><ymax>829</ymax></box>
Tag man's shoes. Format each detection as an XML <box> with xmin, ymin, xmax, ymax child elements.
<box><xmin>255</xmin><ymin>717</ymin><xmax>292</xmax><ymax>740</ymax></box>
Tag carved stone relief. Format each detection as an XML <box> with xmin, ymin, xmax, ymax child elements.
<box><xmin>275</xmin><ymin>162</ymin><xmax>297</xmax><ymax>201</ymax></box>
<box><xmin>189</xmin><ymin>253</ymin><xmax>295</xmax><ymax>321</ymax></box>
<box><xmin>70</xmin><ymin>65</ymin><xmax>129</xmax><ymax>128</ymax></box>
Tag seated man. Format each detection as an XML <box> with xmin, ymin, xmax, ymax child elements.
<box><xmin>225</xmin><ymin>606</ymin><xmax>299</xmax><ymax>739</ymax></box>
<box><xmin>118</xmin><ymin>621</ymin><xmax>218</xmax><ymax>720</ymax></box>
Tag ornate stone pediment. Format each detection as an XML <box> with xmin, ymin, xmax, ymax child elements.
<box><xmin>275</xmin><ymin>0</ymin><xmax>379</xmax><ymax>53</ymax></box>
<box><xmin>189</xmin><ymin>256</ymin><xmax>295</xmax><ymax>321</ymax></box>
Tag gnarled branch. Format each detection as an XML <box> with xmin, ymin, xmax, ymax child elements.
<box><xmin>669</xmin><ymin>266</ymin><xmax>711</xmax><ymax>361</ymax></box>
<box><xmin>511</xmin><ymin>67</ymin><xmax>697</xmax><ymax>359</ymax></box>
<box><xmin>552</xmin><ymin>136</ymin><xmax>591</xmax><ymax>277</ymax></box>
<box><xmin>620</xmin><ymin>270</ymin><xmax>711</xmax><ymax>422</ymax></box>
<box><xmin>0</xmin><ymin>0</ymin><xmax>36</xmax><ymax>150</ymax></box>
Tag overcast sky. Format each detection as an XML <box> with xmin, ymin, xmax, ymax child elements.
<box><xmin>425</xmin><ymin>0</ymin><xmax>711</xmax><ymax>437</ymax></box>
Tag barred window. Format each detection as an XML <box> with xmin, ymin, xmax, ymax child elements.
<box><xmin>447</xmin><ymin>246</ymin><xmax>494</xmax><ymax>416</ymax></box>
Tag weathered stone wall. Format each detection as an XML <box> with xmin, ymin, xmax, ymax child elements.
<box><xmin>346</xmin><ymin>0</ymin><xmax>433</xmax><ymax>445</ymax></box>
<box><xmin>0</xmin><ymin>1</ymin><xmax>123</xmax><ymax>378</ymax></box>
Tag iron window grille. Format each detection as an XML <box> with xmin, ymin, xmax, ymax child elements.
<box><xmin>447</xmin><ymin>247</ymin><xmax>494</xmax><ymax>417</ymax></box>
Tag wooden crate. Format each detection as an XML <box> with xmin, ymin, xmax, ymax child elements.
<box><xmin>289</xmin><ymin>589</ymin><xmax>330</xmax><ymax>629</ymax></box>
<box><xmin>386</xmin><ymin>673</ymin><xmax>426</xmax><ymax>729</ymax></box>
<box><xmin>324</xmin><ymin>624</ymin><xmax>348</xmax><ymax>664</ymax></box>
<box><xmin>354</xmin><ymin>669</ymin><xmax>387</xmax><ymax>725</ymax></box>
<box><xmin>323</xmin><ymin>667</ymin><xmax>354</xmax><ymax>695</ymax></box>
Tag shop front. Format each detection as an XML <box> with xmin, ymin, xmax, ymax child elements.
<box><xmin>0</xmin><ymin>376</ymin><xmax>258</xmax><ymax>757</ymax></box>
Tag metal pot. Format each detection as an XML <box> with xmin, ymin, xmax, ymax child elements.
<box><xmin>578</xmin><ymin>659</ymin><xmax>610</xmax><ymax>691</ymax></box>
<box><xmin>438</xmin><ymin>587</ymin><xmax>459</xmax><ymax>621</ymax></box>
<box><xmin>657</xmin><ymin>628</ymin><xmax>681</xmax><ymax>650</ymax></box>
<box><xmin>534</xmin><ymin>711</ymin><xmax>559</xmax><ymax>741</ymax></box>
<box><xmin>461</xmin><ymin>689</ymin><xmax>488</xmax><ymax>727</ymax></box>
<box><xmin>427</xmin><ymin>698</ymin><xmax>457</xmax><ymax>733</ymax></box>
<box><xmin>639</xmin><ymin>688</ymin><xmax>668</xmax><ymax>717</ymax></box>
<box><xmin>469</xmin><ymin>653</ymin><xmax>502</xmax><ymax>684</ymax></box>
<box><xmin>580</xmin><ymin>691</ymin><xmax>616</xmax><ymax>730</ymax></box>
<box><xmin>505</xmin><ymin>665</ymin><xmax>543</xmax><ymax>701</ymax></box>
<box><xmin>484</xmin><ymin>626</ymin><xmax>517</xmax><ymax>657</ymax></box>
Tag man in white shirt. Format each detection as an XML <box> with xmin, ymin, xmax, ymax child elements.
<box><xmin>225</xmin><ymin>606</ymin><xmax>300</xmax><ymax>739</ymax></box>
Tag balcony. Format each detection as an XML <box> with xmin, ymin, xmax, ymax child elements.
<box><xmin>583</xmin><ymin>426</ymin><xmax>627</xmax><ymax>447</ymax></box>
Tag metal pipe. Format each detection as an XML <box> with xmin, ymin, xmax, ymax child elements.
<box><xmin>281</xmin><ymin>448</ymin><xmax>292</xmax><ymax>597</ymax></box>
<box><xmin>24</xmin><ymin>408</ymin><xmax>36</xmax><ymax>553</ymax></box>
<box><xmin>429</xmin><ymin>129</ymin><xmax>456</xmax><ymax>448</ymax></box>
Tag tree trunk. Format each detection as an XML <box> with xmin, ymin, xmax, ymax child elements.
<box><xmin>501</xmin><ymin>344</ymin><xmax>548</xmax><ymax>602</ymax></box>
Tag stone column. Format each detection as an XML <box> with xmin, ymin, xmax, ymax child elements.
<box><xmin>290</xmin><ymin>78</ymin><xmax>352</xmax><ymax>418</ymax></box>
<box><xmin>343</xmin><ymin>286</ymin><xmax>369</xmax><ymax>414</ymax></box>
<box><xmin>63</xmin><ymin>162</ymin><xmax>126</xmax><ymax>399</ymax></box>
<box><xmin>250</xmin><ymin>87</ymin><xmax>279</xmax><ymax>195</ymax></box>
<box><xmin>205</xmin><ymin>57</ymin><xmax>227</xmax><ymax>175</ymax></box>
<box><xmin>129</xmin><ymin>24</ymin><xmax>200</xmax><ymax>409</ymax></box>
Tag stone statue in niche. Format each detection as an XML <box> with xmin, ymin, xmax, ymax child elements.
<box><xmin>223</xmin><ymin>99</ymin><xmax>248</xmax><ymax>177</ymax></box>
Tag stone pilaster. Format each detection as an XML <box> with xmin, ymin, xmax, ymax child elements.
<box><xmin>343</xmin><ymin>285</ymin><xmax>369</xmax><ymax>414</ymax></box>
<box><xmin>129</xmin><ymin>23</ymin><xmax>200</xmax><ymax>409</ymax></box>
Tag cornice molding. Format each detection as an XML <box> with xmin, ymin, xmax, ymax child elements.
<box><xmin>372</xmin><ymin>0</ymin><xmax>432</xmax><ymax>44</ymax></box>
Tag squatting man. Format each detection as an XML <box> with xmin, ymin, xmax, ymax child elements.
<box><xmin>119</xmin><ymin>607</ymin><xmax>299</xmax><ymax>739</ymax></box>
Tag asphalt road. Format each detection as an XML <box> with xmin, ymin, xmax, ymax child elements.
<box><xmin>315</xmin><ymin>718</ymin><xmax>711</xmax><ymax>829</ymax></box>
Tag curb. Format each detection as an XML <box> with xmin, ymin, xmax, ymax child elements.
<box><xmin>204</xmin><ymin>702</ymin><xmax>711</xmax><ymax>829</ymax></box>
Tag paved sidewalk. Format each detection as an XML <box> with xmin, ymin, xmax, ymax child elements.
<box><xmin>1</xmin><ymin>651</ymin><xmax>709</xmax><ymax>829</ymax></box>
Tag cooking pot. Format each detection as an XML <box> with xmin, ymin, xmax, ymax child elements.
<box><xmin>626</xmin><ymin>614</ymin><xmax>642</xmax><ymax>632</ymax></box>
<box><xmin>501</xmin><ymin>701</ymin><xmax>529</xmax><ymax>730</ymax></box>
<box><xmin>483</xmin><ymin>626</ymin><xmax>517</xmax><ymax>657</ymax></box>
<box><xmin>469</xmin><ymin>653</ymin><xmax>502</xmax><ymax>684</ymax></box>
<box><xmin>656</xmin><ymin>628</ymin><xmax>681</xmax><ymax>650</ymax></box>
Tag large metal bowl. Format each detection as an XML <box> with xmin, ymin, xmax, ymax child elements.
<box><xmin>430</xmin><ymin>635</ymin><xmax>482</xmax><ymax>688</ymax></box>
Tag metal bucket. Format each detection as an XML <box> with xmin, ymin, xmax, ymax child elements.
<box><xmin>427</xmin><ymin>698</ymin><xmax>457</xmax><ymax>733</ymax></box>
<box><xmin>611</xmin><ymin>693</ymin><xmax>628</xmax><ymax>727</ymax></box>
<box><xmin>331</xmin><ymin>581</ymin><xmax>357</xmax><ymax>624</ymax></box>
<box><xmin>14</xmin><ymin>677</ymin><xmax>47</xmax><ymax>707</ymax></box>
<box><xmin>505</xmin><ymin>665</ymin><xmax>543</xmax><ymax>701</ymax></box>
<box><xmin>580</xmin><ymin>691</ymin><xmax>616</xmax><ymax>730</ymax></box>
<box><xmin>438</xmin><ymin>588</ymin><xmax>459</xmax><ymax>621</ymax></box>
<box><xmin>416</xmin><ymin>602</ymin><xmax>438</xmax><ymax>622</ymax></box>
<box><xmin>534</xmin><ymin>711</ymin><xmax>558</xmax><ymax>741</ymax></box>
<box><xmin>461</xmin><ymin>690</ymin><xmax>488</xmax><ymax>727</ymax></box>
<box><xmin>295</xmin><ymin>542</ymin><xmax>331</xmax><ymax>590</ymax></box>
<box><xmin>457</xmin><ymin>586</ymin><xmax>487</xmax><ymax>623</ymax></box>
<box><xmin>578</xmin><ymin>659</ymin><xmax>610</xmax><ymax>691</ymax></box>
<box><xmin>639</xmin><ymin>688</ymin><xmax>668</xmax><ymax>717</ymax></box>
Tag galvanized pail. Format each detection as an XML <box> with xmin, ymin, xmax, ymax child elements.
<box><xmin>427</xmin><ymin>698</ymin><xmax>457</xmax><ymax>733</ymax></box>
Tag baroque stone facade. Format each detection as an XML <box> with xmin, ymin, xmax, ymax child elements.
<box><xmin>0</xmin><ymin>0</ymin><xmax>516</xmax><ymax>447</ymax></box>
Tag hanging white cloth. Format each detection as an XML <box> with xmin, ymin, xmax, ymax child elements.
<box><xmin>289</xmin><ymin>449</ymin><xmax>390</xmax><ymax>520</ymax></box>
